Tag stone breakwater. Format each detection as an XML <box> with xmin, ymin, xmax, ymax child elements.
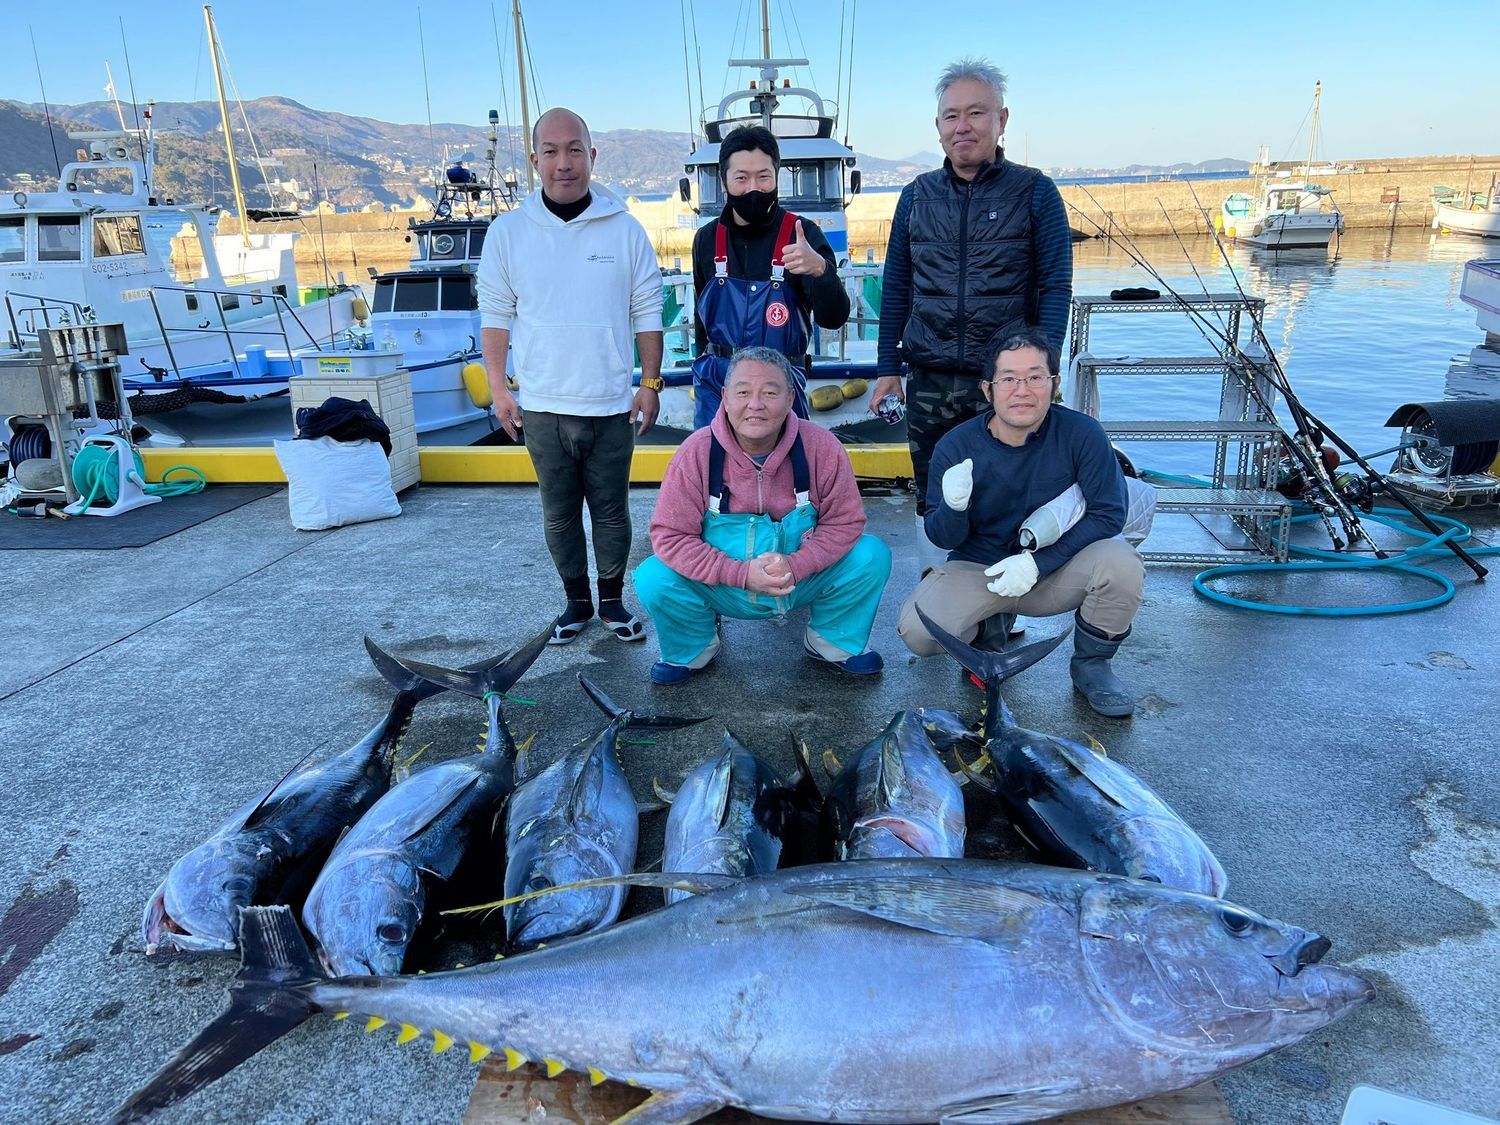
<box><xmin>194</xmin><ymin>153</ymin><xmax>1499</xmax><ymax>282</ymax></box>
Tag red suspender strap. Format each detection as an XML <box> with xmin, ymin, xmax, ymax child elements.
<box><xmin>770</xmin><ymin>212</ymin><xmax>799</xmax><ymax>268</ymax></box>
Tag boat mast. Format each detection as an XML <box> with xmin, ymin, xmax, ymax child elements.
<box><xmin>761</xmin><ymin>0</ymin><xmax>771</xmax><ymax>57</ymax></box>
<box><xmin>513</xmin><ymin>0</ymin><xmax>534</xmax><ymax>193</ymax></box>
<box><xmin>1305</xmin><ymin>81</ymin><xmax>1321</xmax><ymax>178</ymax></box>
<box><xmin>204</xmin><ymin>4</ymin><xmax>250</xmax><ymax>247</ymax></box>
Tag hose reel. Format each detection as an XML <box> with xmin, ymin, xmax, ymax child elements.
<box><xmin>1385</xmin><ymin>400</ymin><xmax>1500</xmax><ymax>478</ymax></box>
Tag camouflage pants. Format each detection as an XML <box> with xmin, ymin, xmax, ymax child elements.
<box><xmin>907</xmin><ymin>367</ymin><xmax>990</xmax><ymax>515</ymax></box>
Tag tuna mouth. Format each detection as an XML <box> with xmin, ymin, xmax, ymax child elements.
<box><xmin>1270</xmin><ymin>933</ymin><xmax>1333</xmax><ymax>976</ymax></box>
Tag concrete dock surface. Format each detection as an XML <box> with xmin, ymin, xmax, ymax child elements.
<box><xmin>1</xmin><ymin>483</ymin><xmax>1496</xmax><ymax>1124</ymax></box>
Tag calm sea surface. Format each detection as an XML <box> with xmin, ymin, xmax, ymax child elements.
<box><xmin>1065</xmin><ymin>227</ymin><xmax>1499</xmax><ymax>475</ymax></box>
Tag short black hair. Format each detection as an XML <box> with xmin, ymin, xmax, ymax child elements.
<box><xmin>986</xmin><ymin>327</ymin><xmax>1060</xmax><ymax>379</ymax></box>
<box><xmin>718</xmin><ymin>126</ymin><xmax>781</xmax><ymax>183</ymax></box>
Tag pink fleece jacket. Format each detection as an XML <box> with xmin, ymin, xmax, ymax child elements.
<box><xmin>649</xmin><ymin>409</ymin><xmax>868</xmax><ymax>588</ymax></box>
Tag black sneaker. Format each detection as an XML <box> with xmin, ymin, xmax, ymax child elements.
<box><xmin>548</xmin><ymin>599</ymin><xmax>595</xmax><ymax>645</ymax></box>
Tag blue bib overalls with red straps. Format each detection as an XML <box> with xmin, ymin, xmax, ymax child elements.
<box><xmin>691</xmin><ymin>212</ymin><xmax>813</xmax><ymax>430</ymax></box>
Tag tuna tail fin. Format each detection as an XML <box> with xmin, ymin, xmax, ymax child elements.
<box><xmin>362</xmin><ymin>617</ymin><xmax>557</xmax><ymax>699</ymax></box>
<box><xmin>914</xmin><ymin>607</ymin><xmax>1068</xmax><ymax>739</ymax></box>
<box><xmin>789</xmin><ymin>733</ymin><xmax>822</xmax><ymax>805</ymax></box>
<box><xmin>576</xmin><ymin>674</ymin><xmax>707</xmax><ymax>731</ymax></box>
<box><xmin>110</xmin><ymin>906</ymin><xmax>323</xmax><ymax>1123</ymax></box>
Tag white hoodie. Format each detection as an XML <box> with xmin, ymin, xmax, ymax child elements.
<box><xmin>477</xmin><ymin>184</ymin><xmax>663</xmax><ymax>416</ymax></box>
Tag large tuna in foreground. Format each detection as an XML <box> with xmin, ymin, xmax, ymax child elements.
<box><xmin>112</xmin><ymin>860</ymin><xmax>1372</xmax><ymax>1124</ymax></box>
<box><xmin>917</xmin><ymin>608</ymin><xmax>1229</xmax><ymax>896</ymax></box>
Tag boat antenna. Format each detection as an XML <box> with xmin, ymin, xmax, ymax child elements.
<box><xmin>204</xmin><ymin>5</ymin><xmax>251</xmax><ymax>248</ymax></box>
<box><xmin>679</xmin><ymin>0</ymin><xmax>698</xmax><ymax>150</ymax></box>
<box><xmin>513</xmin><ymin>0</ymin><xmax>535</xmax><ymax>193</ymax></box>
<box><xmin>118</xmin><ymin>16</ymin><xmax>148</xmax><ymax>169</ymax></box>
<box><xmin>489</xmin><ymin>4</ymin><xmax>521</xmax><ymax>180</ymax></box>
<box><xmin>418</xmin><ymin>9</ymin><xmax>439</xmax><ymax>196</ymax></box>
<box><xmin>27</xmin><ymin>26</ymin><xmax>64</xmax><ymax>181</ymax></box>
<box><xmin>105</xmin><ymin>64</ymin><xmax>128</xmax><ymax>131</ymax></box>
<box><xmin>842</xmin><ymin>0</ymin><xmax>858</xmax><ymax>148</ymax></box>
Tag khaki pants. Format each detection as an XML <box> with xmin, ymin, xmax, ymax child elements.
<box><xmin>897</xmin><ymin>538</ymin><xmax>1144</xmax><ymax>656</ymax></box>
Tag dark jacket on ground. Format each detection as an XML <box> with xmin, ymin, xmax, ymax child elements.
<box><xmin>692</xmin><ymin>203</ymin><xmax>851</xmax><ymax>358</ymax></box>
<box><xmin>877</xmin><ymin>150</ymin><xmax>1072</xmax><ymax>379</ymax></box>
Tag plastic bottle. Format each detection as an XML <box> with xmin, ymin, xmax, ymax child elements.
<box><xmin>380</xmin><ymin>327</ymin><xmax>397</xmax><ymax>352</ymax></box>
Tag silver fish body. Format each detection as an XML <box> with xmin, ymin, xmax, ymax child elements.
<box><xmin>140</xmin><ymin>694</ymin><xmax>420</xmax><ymax>954</ymax></box>
<box><xmin>822</xmin><ymin>711</ymin><xmax>966</xmax><ymax>859</ymax></box>
<box><xmin>114</xmin><ymin>861</ymin><xmax>1373</xmax><ymax>1124</ymax></box>
<box><xmin>661</xmin><ymin>734</ymin><xmax>791</xmax><ymax>904</ymax></box>
<box><xmin>502</xmin><ymin>720</ymin><xmax>638</xmax><ymax>948</ymax></box>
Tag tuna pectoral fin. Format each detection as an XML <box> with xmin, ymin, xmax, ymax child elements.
<box><xmin>1047</xmin><ymin>735</ymin><xmax>1140</xmax><ymax>809</ymax></box>
<box><xmin>110</xmin><ymin>906</ymin><xmax>322</xmax><ymax>1123</ymax></box>
<box><xmin>787</xmin><ymin>875</ymin><xmax>1053</xmax><ymax>947</ymax></box>
<box><xmin>938</xmin><ymin>1086</ymin><xmax>1083</xmax><ymax>1125</ymax></box>
<box><xmin>611</xmin><ymin>1089</ymin><xmax>725</xmax><ymax>1125</ymax></box>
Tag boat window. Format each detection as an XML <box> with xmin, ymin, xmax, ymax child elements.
<box><xmin>38</xmin><ymin>217</ymin><xmax>82</xmax><ymax>261</ymax></box>
<box><xmin>823</xmin><ymin>161</ymin><xmax>843</xmax><ymax>198</ymax></box>
<box><xmin>428</xmin><ymin>228</ymin><xmax>466</xmax><ymax>262</ymax></box>
<box><xmin>393</xmin><ymin>277</ymin><xmax>439</xmax><ymax>312</ymax></box>
<box><xmin>696</xmin><ymin>168</ymin><xmax>722</xmax><ymax>210</ymax></box>
<box><xmin>373</xmin><ymin>278</ymin><xmax>395</xmax><ymax>314</ymax></box>
<box><xmin>468</xmin><ymin>226</ymin><xmax>486</xmax><ymax>258</ymax></box>
<box><xmin>93</xmin><ymin>215</ymin><xmax>146</xmax><ymax>257</ymax></box>
<box><xmin>0</xmin><ymin>217</ymin><xmax>23</xmax><ymax>263</ymax></box>
<box><xmin>440</xmin><ymin>275</ymin><xmax>475</xmax><ymax>311</ymax></box>
<box><xmin>778</xmin><ymin>163</ymin><xmax>824</xmax><ymax>204</ymax></box>
<box><xmin>142</xmin><ymin>212</ymin><xmax>206</xmax><ymax>283</ymax></box>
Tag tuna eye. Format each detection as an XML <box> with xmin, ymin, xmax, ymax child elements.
<box><xmin>1220</xmin><ymin>909</ymin><xmax>1254</xmax><ymax>935</ymax></box>
<box><xmin>1138</xmin><ymin>874</ymin><xmax>1163</xmax><ymax>884</ymax></box>
<box><xmin>527</xmin><ymin>875</ymin><xmax>553</xmax><ymax>892</ymax></box>
<box><xmin>377</xmin><ymin>922</ymin><xmax>408</xmax><ymax>944</ymax></box>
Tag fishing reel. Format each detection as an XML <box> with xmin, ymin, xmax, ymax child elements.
<box><xmin>1272</xmin><ymin>431</ymin><xmax>1375</xmax><ymax>514</ymax></box>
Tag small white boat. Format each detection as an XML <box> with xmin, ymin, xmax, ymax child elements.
<box><xmin>1433</xmin><ymin>179</ymin><xmax>1500</xmax><ymax>239</ymax></box>
<box><xmin>1460</xmin><ymin>258</ymin><xmax>1500</xmax><ymax>338</ymax></box>
<box><xmin>1223</xmin><ymin>183</ymin><xmax>1345</xmax><ymax>249</ymax></box>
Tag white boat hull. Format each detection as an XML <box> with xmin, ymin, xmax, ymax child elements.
<box><xmin>1461</xmin><ymin>259</ymin><xmax>1500</xmax><ymax>337</ymax></box>
<box><xmin>1434</xmin><ymin>203</ymin><xmax>1500</xmax><ymax>238</ymax></box>
<box><xmin>1229</xmin><ymin>212</ymin><xmax>1343</xmax><ymax>249</ymax></box>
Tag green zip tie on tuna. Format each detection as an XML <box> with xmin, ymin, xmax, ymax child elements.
<box><xmin>482</xmin><ymin>691</ymin><xmax>537</xmax><ymax>706</ymax></box>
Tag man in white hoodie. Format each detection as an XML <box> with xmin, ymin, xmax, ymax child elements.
<box><xmin>479</xmin><ymin>108</ymin><xmax>665</xmax><ymax>645</ymax></box>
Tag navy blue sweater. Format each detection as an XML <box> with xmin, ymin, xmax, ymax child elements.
<box><xmin>924</xmin><ymin>406</ymin><xmax>1125</xmax><ymax>577</ymax></box>
<box><xmin>877</xmin><ymin>155</ymin><xmax>1073</xmax><ymax>378</ymax></box>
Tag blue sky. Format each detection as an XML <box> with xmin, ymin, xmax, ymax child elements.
<box><xmin>14</xmin><ymin>0</ymin><xmax>1500</xmax><ymax>168</ymax></box>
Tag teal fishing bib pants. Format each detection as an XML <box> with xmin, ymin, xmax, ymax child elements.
<box><xmin>635</xmin><ymin>434</ymin><xmax>890</xmax><ymax>667</ymax></box>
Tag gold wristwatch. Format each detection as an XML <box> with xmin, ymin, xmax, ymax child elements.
<box><xmin>639</xmin><ymin>375</ymin><xmax>665</xmax><ymax>392</ymax></box>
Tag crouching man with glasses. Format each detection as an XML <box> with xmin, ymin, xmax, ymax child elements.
<box><xmin>896</xmin><ymin>328</ymin><xmax>1145</xmax><ymax>717</ymax></box>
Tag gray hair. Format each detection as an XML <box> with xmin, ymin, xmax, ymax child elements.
<box><xmin>725</xmin><ymin>346</ymin><xmax>794</xmax><ymax>390</ymax></box>
<box><xmin>935</xmin><ymin>58</ymin><xmax>1007</xmax><ymax>107</ymax></box>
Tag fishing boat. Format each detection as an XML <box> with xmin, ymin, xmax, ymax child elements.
<box><xmin>1433</xmin><ymin>178</ymin><xmax>1500</xmax><ymax>239</ymax></box>
<box><xmin>1221</xmin><ymin>83</ymin><xmax>1345</xmax><ymax>251</ymax></box>
<box><xmin>1461</xmin><ymin>258</ymin><xmax>1500</xmax><ymax>338</ymax></box>
<box><xmin>666</xmin><ymin>0</ymin><xmax>885</xmax><ymax>437</ymax></box>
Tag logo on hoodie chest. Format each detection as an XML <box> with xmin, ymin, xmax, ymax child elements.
<box><xmin>586</xmin><ymin>253</ymin><xmax>617</xmax><ymax>264</ymax></box>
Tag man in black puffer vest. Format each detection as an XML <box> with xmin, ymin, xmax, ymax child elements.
<box><xmin>871</xmin><ymin>58</ymin><xmax>1072</xmax><ymax>571</ymax></box>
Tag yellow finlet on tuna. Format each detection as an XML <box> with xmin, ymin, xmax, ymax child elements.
<box><xmin>332</xmin><ymin>1011</ymin><xmax>349</xmax><ymax>1020</ymax></box>
<box><xmin>469</xmin><ymin>1042</ymin><xmax>493</xmax><ymax>1064</ymax></box>
<box><xmin>588</xmin><ymin>1067</ymin><xmax>607</xmax><ymax>1086</ymax></box>
<box><xmin>504</xmin><ymin>1047</ymin><xmax>527</xmax><ymax>1071</ymax></box>
<box><xmin>544</xmin><ymin>1057</ymin><xmax>566</xmax><ymax>1077</ymax></box>
<box><xmin>432</xmin><ymin>1031</ymin><xmax>455</xmax><ymax>1054</ymax></box>
<box><xmin>365</xmin><ymin>1016</ymin><xmax>387</xmax><ymax>1032</ymax></box>
<box><xmin>397</xmin><ymin>1024</ymin><xmax>420</xmax><ymax>1044</ymax></box>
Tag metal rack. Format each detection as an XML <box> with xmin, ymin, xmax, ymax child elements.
<box><xmin>1066</xmin><ymin>293</ymin><xmax>1292</xmax><ymax>563</ymax></box>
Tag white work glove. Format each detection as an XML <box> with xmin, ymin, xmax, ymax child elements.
<box><xmin>985</xmin><ymin>551</ymin><xmax>1039</xmax><ymax>598</ymax></box>
<box><xmin>941</xmin><ymin>458</ymin><xmax>974</xmax><ymax>511</ymax></box>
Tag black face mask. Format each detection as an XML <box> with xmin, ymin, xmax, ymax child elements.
<box><xmin>726</xmin><ymin>188</ymin><xmax>778</xmax><ymax>225</ymax></box>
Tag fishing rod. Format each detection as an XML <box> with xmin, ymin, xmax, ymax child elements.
<box><xmin>1147</xmin><ymin>195</ymin><xmax>1382</xmax><ymax>556</ymax></box>
<box><xmin>1181</xmin><ymin>179</ymin><xmax>1487</xmax><ymax>578</ymax></box>
<box><xmin>1070</xmin><ymin>186</ymin><xmax>1371</xmax><ymax>553</ymax></box>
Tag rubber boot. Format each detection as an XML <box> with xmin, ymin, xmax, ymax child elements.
<box><xmin>973</xmin><ymin>612</ymin><xmax>1016</xmax><ymax>653</ymax></box>
<box><xmin>1070</xmin><ymin>614</ymin><xmax>1135</xmax><ymax>718</ymax></box>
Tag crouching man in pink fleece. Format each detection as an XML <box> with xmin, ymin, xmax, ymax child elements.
<box><xmin>634</xmin><ymin>347</ymin><xmax>892</xmax><ymax>685</ymax></box>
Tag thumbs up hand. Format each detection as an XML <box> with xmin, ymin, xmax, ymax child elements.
<box><xmin>782</xmin><ymin>219</ymin><xmax>827</xmax><ymax>277</ymax></box>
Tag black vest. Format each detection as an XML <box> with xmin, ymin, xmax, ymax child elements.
<box><xmin>902</xmin><ymin>154</ymin><xmax>1041</xmax><ymax>377</ymax></box>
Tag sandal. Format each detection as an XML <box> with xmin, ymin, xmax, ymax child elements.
<box><xmin>598</xmin><ymin>600</ymin><xmax>647</xmax><ymax>642</ymax></box>
<box><xmin>548</xmin><ymin>600</ymin><xmax>595</xmax><ymax>646</ymax></box>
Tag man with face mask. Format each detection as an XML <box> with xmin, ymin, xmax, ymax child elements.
<box><xmin>689</xmin><ymin>126</ymin><xmax>851</xmax><ymax>430</ymax></box>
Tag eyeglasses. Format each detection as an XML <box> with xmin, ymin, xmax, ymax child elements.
<box><xmin>991</xmin><ymin>374</ymin><xmax>1054</xmax><ymax>392</ymax></box>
